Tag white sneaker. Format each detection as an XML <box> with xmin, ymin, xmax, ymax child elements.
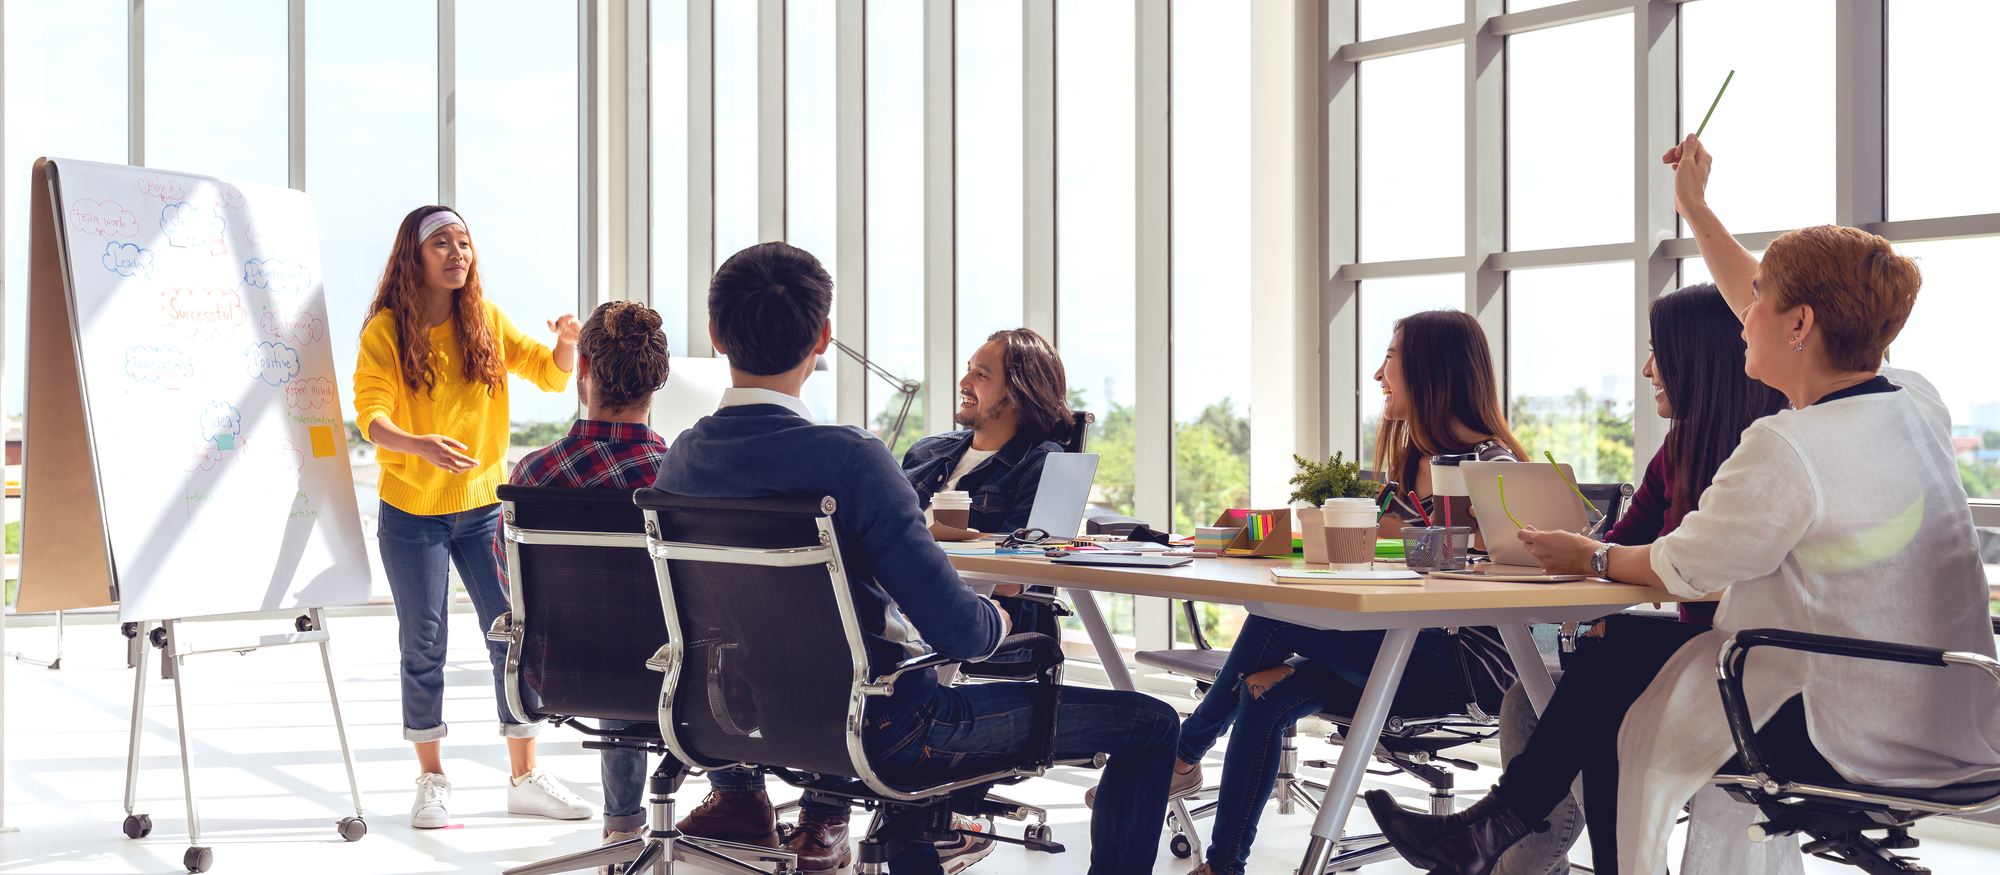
<box><xmin>599</xmin><ymin>828</ymin><xmax>643</xmax><ymax>875</ymax></box>
<box><xmin>411</xmin><ymin>772</ymin><xmax>451</xmax><ymax>829</ymax></box>
<box><xmin>508</xmin><ymin>767</ymin><xmax>595</xmax><ymax>820</ymax></box>
<box><xmin>938</xmin><ymin>815</ymin><xmax>996</xmax><ymax>874</ymax></box>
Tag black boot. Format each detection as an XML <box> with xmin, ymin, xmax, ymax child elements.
<box><xmin>1364</xmin><ymin>789</ymin><xmax>1535</xmax><ymax>875</ymax></box>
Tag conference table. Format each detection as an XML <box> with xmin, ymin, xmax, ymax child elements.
<box><xmin>947</xmin><ymin>551</ymin><xmax>1703</xmax><ymax>875</ymax></box>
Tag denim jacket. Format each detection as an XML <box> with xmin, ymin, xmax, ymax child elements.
<box><xmin>901</xmin><ymin>429</ymin><xmax>1064</xmax><ymax>534</ymax></box>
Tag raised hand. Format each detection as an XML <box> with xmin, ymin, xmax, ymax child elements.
<box><xmin>1661</xmin><ymin>134</ymin><xmax>1713</xmax><ymax>219</ymax></box>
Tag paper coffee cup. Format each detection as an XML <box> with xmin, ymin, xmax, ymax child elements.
<box><xmin>932</xmin><ymin>491</ymin><xmax>972</xmax><ymax>530</ymax></box>
<box><xmin>1322</xmin><ymin>497</ymin><xmax>1379</xmax><ymax>568</ymax></box>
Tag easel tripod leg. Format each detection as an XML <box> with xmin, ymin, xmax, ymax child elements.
<box><xmin>122</xmin><ymin>622</ymin><xmax>154</xmax><ymax>839</ymax></box>
<box><xmin>163</xmin><ymin>619</ymin><xmax>209</xmax><ymax>865</ymax></box>
<box><xmin>311</xmin><ymin>608</ymin><xmax>368</xmax><ymax>838</ymax></box>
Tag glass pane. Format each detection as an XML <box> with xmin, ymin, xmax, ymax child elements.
<box><xmin>1360</xmin><ymin>0</ymin><xmax>1460</xmax><ymax>41</ymax></box>
<box><xmin>1057</xmin><ymin>0</ymin><xmax>1136</xmax><ymax>515</ymax></box>
<box><xmin>713</xmin><ymin>0</ymin><xmax>760</xmax><ymax>262</ymax></box>
<box><xmin>1680</xmin><ymin>0</ymin><xmax>1834</xmax><ymax>233</ymax></box>
<box><xmin>1889</xmin><ymin>237</ymin><xmax>2000</xmax><ymax>497</ymax></box>
<box><xmin>1171</xmin><ymin>0</ymin><xmax>1251</xmax><ymax>537</ymax></box>
<box><xmin>1359</xmin><ymin>275</ymin><xmax>1463</xmax><ymax>468</ymax></box>
<box><xmin>1507</xmin><ymin>15</ymin><xmax>1632</xmax><ymax>251</ymax></box>
<box><xmin>955</xmin><ymin>1</ymin><xmax>1024</xmax><ymax>359</ymax></box>
<box><xmin>787</xmin><ymin>0</ymin><xmax>837</xmax><ymax>423</ymax></box>
<box><xmin>145</xmin><ymin>0</ymin><xmax>288</xmax><ymax>187</ymax></box>
<box><xmin>1509</xmin><ymin>263</ymin><xmax>1635</xmax><ymax>485</ymax></box>
<box><xmin>1507</xmin><ymin>0</ymin><xmax>1573</xmax><ymax>11</ymax></box>
<box><xmin>1887</xmin><ymin>2</ymin><xmax>2000</xmax><ymax>221</ymax></box>
<box><xmin>458</xmin><ymin>0</ymin><xmax>578</xmax><ymax>448</ymax></box>
<box><xmin>866</xmin><ymin>0</ymin><xmax>925</xmax><ymax>453</ymax></box>
<box><xmin>4</xmin><ymin>0</ymin><xmax>127</xmax><ymax>424</ymax></box>
<box><xmin>1360</xmin><ymin>46</ymin><xmax>1463</xmax><ymax>262</ymax></box>
<box><xmin>653</xmin><ymin>0</ymin><xmax>690</xmax><ymax>359</ymax></box>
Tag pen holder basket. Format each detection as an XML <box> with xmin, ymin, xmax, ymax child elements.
<box><xmin>1401</xmin><ymin>526</ymin><xmax>1473</xmax><ymax>573</ymax></box>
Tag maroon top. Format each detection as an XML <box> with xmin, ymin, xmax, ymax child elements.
<box><xmin>1605</xmin><ymin>444</ymin><xmax>1716</xmax><ymax>624</ymax></box>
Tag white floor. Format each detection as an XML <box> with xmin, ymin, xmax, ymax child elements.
<box><xmin>3</xmin><ymin>612</ymin><xmax>1997</xmax><ymax>874</ymax></box>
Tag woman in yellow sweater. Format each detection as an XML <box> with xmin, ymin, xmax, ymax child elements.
<box><xmin>353</xmin><ymin>206</ymin><xmax>591</xmax><ymax>829</ymax></box>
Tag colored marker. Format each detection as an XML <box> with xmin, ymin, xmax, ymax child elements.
<box><xmin>1693</xmin><ymin>70</ymin><xmax>1735</xmax><ymax>138</ymax></box>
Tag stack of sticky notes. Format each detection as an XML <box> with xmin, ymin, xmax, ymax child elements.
<box><xmin>1193</xmin><ymin>526</ymin><xmax>1241</xmax><ymax>554</ymax></box>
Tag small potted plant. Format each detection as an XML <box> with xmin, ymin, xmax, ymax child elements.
<box><xmin>1289</xmin><ymin>452</ymin><xmax>1383</xmax><ymax>564</ymax></box>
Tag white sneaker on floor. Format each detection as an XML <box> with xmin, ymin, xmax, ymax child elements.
<box><xmin>411</xmin><ymin>772</ymin><xmax>451</xmax><ymax>829</ymax></box>
<box><xmin>938</xmin><ymin>814</ymin><xmax>996</xmax><ymax>874</ymax></box>
<box><xmin>508</xmin><ymin>767</ymin><xmax>596</xmax><ymax>820</ymax></box>
<box><xmin>599</xmin><ymin>828</ymin><xmax>644</xmax><ymax>875</ymax></box>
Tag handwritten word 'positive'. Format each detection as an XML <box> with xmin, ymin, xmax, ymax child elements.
<box><xmin>70</xmin><ymin>199</ymin><xmax>141</xmax><ymax>238</ymax></box>
<box><xmin>161</xmin><ymin>287</ymin><xmax>247</xmax><ymax>340</ymax></box>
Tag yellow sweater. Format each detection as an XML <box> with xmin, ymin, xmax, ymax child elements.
<box><xmin>353</xmin><ymin>301</ymin><xmax>570</xmax><ymax>515</ymax></box>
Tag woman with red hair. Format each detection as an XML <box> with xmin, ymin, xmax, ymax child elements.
<box><xmin>353</xmin><ymin>206</ymin><xmax>590</xmax><ymax>830</ymax></box>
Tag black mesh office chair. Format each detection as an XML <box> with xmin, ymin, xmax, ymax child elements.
<box><xmin>1711</xmin><ymin>629</ymin><xmax>2000</xmax><ymax>875</ymax></box>
<box><xmin>486</xmin><ymin>485</ymin><xmax>794</xmax><ymax>875</ymax></box>
<box><xmin>635</xmin><ymin>488</ymin><xmax>1101</xmax><ymax>874</ymax></box>
<box><xmin>1061</xmin><ymin>410</ymin><xmax>1095</xmax><ymax>454</ymax></box>
<box><xmin>1134</xmin><ymin>602</ymin><xmax>1497</xmax><ymax>866</ymax></box>
<box><xmin>1576</xmin><ymin>481</ymin><xmax>1635</xmax><ymax>538</ymax></box>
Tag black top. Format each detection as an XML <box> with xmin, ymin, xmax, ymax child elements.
<box><xmin>1812</xmin><ymin>375</ymin><xmax>1900</xmax><ymax>406</ymax></box>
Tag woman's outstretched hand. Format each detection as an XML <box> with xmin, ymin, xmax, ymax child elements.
<box><xmin>408</xmin><ymin>434</ymin><xmax>479</xmax><ymax>474</ymax></box>
<box><xmin>1517</xmin><ymin>525</ymin><xmax>1597</xmax><ymax>575</ymax></box>
<box><xmin>1661</xmin><ymin>134</ymin><xmax>1713</xmax><ymax>220</ymax></box>
<box><xmin>548</xmin><ymin>314</ymin><xmax>581</xmax><ymax>346</ymax></box>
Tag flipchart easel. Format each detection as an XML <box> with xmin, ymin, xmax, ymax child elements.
<box><xmin>21</xmin><ymin>158</ymin><xmax>372</xmax><ymax>872</ymax></box>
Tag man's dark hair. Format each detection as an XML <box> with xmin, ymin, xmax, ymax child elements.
<box><xmin>985</xmin><ymin>328</ymin><xmax>1074</xmax><ymax>443</ymax></box>
<box><xmin>708</xmin><ymin>241</ymin><xmax>834</xmax><ymax>376</ymax></box>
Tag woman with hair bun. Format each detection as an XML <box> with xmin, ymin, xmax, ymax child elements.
<box><xmin>352</xmin><ymin>205</ymin><xmax>588</xmax><ymax>829</ymax></box>
<box><xmin>498</xmin><ymin>299</ymin><xmax>673</xmax><ymax>854</ymax></box>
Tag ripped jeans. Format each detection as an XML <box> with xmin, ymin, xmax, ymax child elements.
<box><xmin>1176</xmin><ymin>615</ymin><xmax>1458</xmax><ymax>875</ymax></box>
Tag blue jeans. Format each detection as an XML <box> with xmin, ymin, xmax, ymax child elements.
<box><xmin>1177</xmin><ymin>616</ymin><xmax>1456</xmax><ymax>875</ymax></box>
<box><xmin>378</xmin><ymin>501</ymin><xmax>539</xmax><ymax>742</ymax></box>
<box><xmin>867</xmin><ymin>682</ymin><xmax>1179</xmax><ymax>875</ymax></box>
<box><xmin>703</xmin><ymin>768</ymin><xmax>849</xmax><ymax>817</ymax></box>
<box><xmin>598</xmin><ymin>720</ymin><xmax>651</xmax><ymax>833</ymax></box>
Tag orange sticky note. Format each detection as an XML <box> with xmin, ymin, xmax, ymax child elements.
<box><xmin>309</xmin><ymin>425</ymin><xmax>336</xmax><ymax>458</ymax></box>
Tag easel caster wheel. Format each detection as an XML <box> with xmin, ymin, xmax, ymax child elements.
<box><xmin>295</xmin><ymin>615</ymin><xmax>318</xmax><ymax>633</ymax></box>
<box><xmin>1170</xmin><ymin>834</ymin><xmax>1193</xmax><ymax>859</ymax></box>
<box><xmin>149</xmin><ymin>627</ymin><xmax>169</xmax><ymax>648</ymax></box>
<box><xmin>122</xmin><ymin>813</ymin><xmax>152</xmax><ymax>838</ymax></box>
<box><xmin>337</xmin><ymin>816</ymin><xmax>367</xmax><ymax>841</ymax></box>
<box><xmin>184</xmin><ymin>846</ymin><xmax>214</xmax><ymax>873</ymax></box>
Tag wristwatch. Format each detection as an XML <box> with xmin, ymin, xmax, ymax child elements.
<box><xmin>1591</xmin><ymin>542</ymin><xmax>1613</xmax><ymax>578</ymax></box>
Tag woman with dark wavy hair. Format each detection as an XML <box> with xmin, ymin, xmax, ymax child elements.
<box><xmin>352</xmin><ymin>205</ymin><xmax>589</xmax><ymax>830</ymax></box>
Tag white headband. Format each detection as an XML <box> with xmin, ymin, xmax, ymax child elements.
<box><xmin>416</xmin><ymin>211</ymin><xmax>466</xmax><ymax>242</ymax></box>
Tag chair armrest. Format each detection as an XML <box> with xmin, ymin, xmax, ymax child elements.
<box><xmin>486</xmin><ymin>611</ymin><xmax>516</xmax><ymax>642</ymax></box>
<box><xmin>1715</xmin><ymin>628</ymin><xmax>2000</xmax><ymax>788</ymax></box>
<box><xmin>867</xmin><ymin>633</ymin><xmax>1064</xmax><ymax>694</ymax></box>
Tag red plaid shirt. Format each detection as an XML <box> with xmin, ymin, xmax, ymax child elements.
<box><xmin>494</xmin><ymin>419</ymin><xmax>669</xmax><ymax>584</ymax></box>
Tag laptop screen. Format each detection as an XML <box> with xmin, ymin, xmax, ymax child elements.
<box><xmin>1024</xmin><ymin>453</ymin><xmax>1101</xmax><ymax>540</ymax></box>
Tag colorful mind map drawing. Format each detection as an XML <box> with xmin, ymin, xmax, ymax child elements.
<box><xmin>243</xmin><ymin>257</ymin><xmax>314</xmax><ymax>306</ymax></box>
<box><xmin>260</xmin><ymin>308</ymin><xmax>325</xmax><ymax>346</ymax></box>
<box><xmin>199</xmin><ymin>400</ymin><xmax>241</xmax><ymax>449</ymax></box>
<box><xmin>245</xmin><ymin>219</ymin><xmax>284</xmax><ymax>249</ymax></box>
<box><xmin>245</xmin><ymin>341</ymin><xmax>301</xmax><ymax>387</ymax></box>
<box><xmin>137</xmin><ymin>175</ymin><xmax>186</xmax><ymax>202</ymax></box>
<box><xmin>69</xmin><ymin>199</ymin><xmax>141</xmax><ymax>238</ymax></box>
<box><xmin>102</xmin><ymin>241</ymin><xmax>156</xmax><ymax>279</ymax></box>
<box><xmin>160</xmin><ymin>286</ymin><xmax>247</xmax><ymax>340</ymax></box>
<box><xmin>124</xmin><ymin>345</ymin><xmax>194</xmax><ymax>386</ymax></box>
<box><xmin>284</xmin><ymin>376</ymin><xmax>336</xmax><ymax>411</ymax></box>
<box><xmin>160</xmin><ymin>202</ymin><xmax>229</xmax><ymax>255</ymax></box>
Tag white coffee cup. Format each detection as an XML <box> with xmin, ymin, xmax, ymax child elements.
<box><xmin>1321</xmin><ymin>497</ymin><xmax>1380</xmax><ymax>568</ymax></box>
<box><xmin>932</xmin><ymin>491</ymin><xmax>973</xmax><ymax>529</ymax></box>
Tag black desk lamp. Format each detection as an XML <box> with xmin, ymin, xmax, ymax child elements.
<box><xmin>819</xmin><ymin>339</ymin><xmax>921</xmax><ymax>450</ymax></box>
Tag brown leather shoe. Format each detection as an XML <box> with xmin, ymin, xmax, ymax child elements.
<box><xmin>782</xmin><ymin>808</ymin><xmax>852</xmax><ymax>874</ymax></box>
<box><xmin>675</xmin><ymin>788</ymin><xmax>779</xmax><ymax>848</ymax></box>
<box><xmin>1364</xmin><ymin>789</ymin><xmax>1532</xmax><ymax>875</ymax></box>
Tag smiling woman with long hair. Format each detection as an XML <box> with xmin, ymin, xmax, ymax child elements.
<box><xmin>1372</xmin><ymin>308</ymin><xmax>1527</xmax><ymax>534</ymax></box>
<box><xmin>351</xmin><ymin>205</ymin><xmax>589</xmax><ymax>830</ymax></box>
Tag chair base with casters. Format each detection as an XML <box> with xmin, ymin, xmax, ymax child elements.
<box><xmin>1711</xmin><ymin>628</ymin><xmax>2000</xmax><ymax>875</ymax></box>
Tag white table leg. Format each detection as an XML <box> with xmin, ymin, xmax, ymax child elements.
<box><xmin>1297</xmin><ymin>626</ymin><xmax>1419</xmax><ymax>875</ymax></box>
<box><xmin>1498</xmin><ymin>624</ymin><xmax>1555</xmax><ymax>715</ymax></box>
<box><xmin>1064</xmin><ymin>588</ymin><xmax>1136</xmax><ymax>692</ymax></box>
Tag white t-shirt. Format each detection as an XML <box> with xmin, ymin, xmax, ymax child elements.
<box><xmin>944</xmin><ymin>448</ymin><xmax>998</xmax><ymax>493</ymax></box>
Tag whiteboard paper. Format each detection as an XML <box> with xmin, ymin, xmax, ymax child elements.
<box><xmin>48</xmin><ymin>158</ymin><xmax>371</xmax><ymax>622</ymax></box>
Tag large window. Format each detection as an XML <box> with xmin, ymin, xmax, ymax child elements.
<box><xmin>1887</xmin><ymin>2</ymin><xmax>2000</xmax><ymax>220</ymax></box>
<box><xmin>1358</xmin><ymin>45</ymin><xmax>1463</xmax><ymax>262</ymax></box>
<box><xmin>864</xmin><ymin>0</ymin><xmax>925</xmax><ymax>454</ymax></box>
<box><xmin>954</xmin><ymin>1</ymin><xmax>1025</xmax><ymax>361</ymax></box>
<box><xmin>1679</xmin><ymin>0</ymin><xmax>1835</xmax><ymax>234</ymax></box>
<box><xmin>1506</xmin><ymin>13</ymin><xmax>1631</xmax><ymax>251</ymax></box>
<box><xmin>1509</xmin><ymin>263</ymin><xmax>1635</xmax><ymax>485</ymax></box>
<box><xmin>788</xmin><ymin>0</ymin><xmax>838</xmax><ymax>424</ymax></box>
<box><xmin>145</xmin><ymin>0</ymin><xmax>288</xmax><ymax>188</ymax></box>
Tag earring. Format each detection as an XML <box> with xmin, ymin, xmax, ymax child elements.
<box><xmin>1792</xmin><ymin>336</ymin><xmax>1804</xmax><ymax>353</ymax></box>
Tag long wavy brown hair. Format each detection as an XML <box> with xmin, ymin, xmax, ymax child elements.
<box><xmin>1371</xmin><ymin>309</ymin><xmax>1526</xmax><ymax>491</ymax></box>
<box><xmin>365</xmin><ymin>205</ymin><xmax>505</xmax><ymax>396</ymax></box>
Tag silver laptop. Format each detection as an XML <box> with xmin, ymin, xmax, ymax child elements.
<box><xmin>1024</xmin><ymin>453</ymin><xmax>1101</xmax><ymax>542</ymax></box>
<box><xmin>1461</xmin><ymin>460</ymin><xmax>1594</xmax><ymax>568</ymax></box>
